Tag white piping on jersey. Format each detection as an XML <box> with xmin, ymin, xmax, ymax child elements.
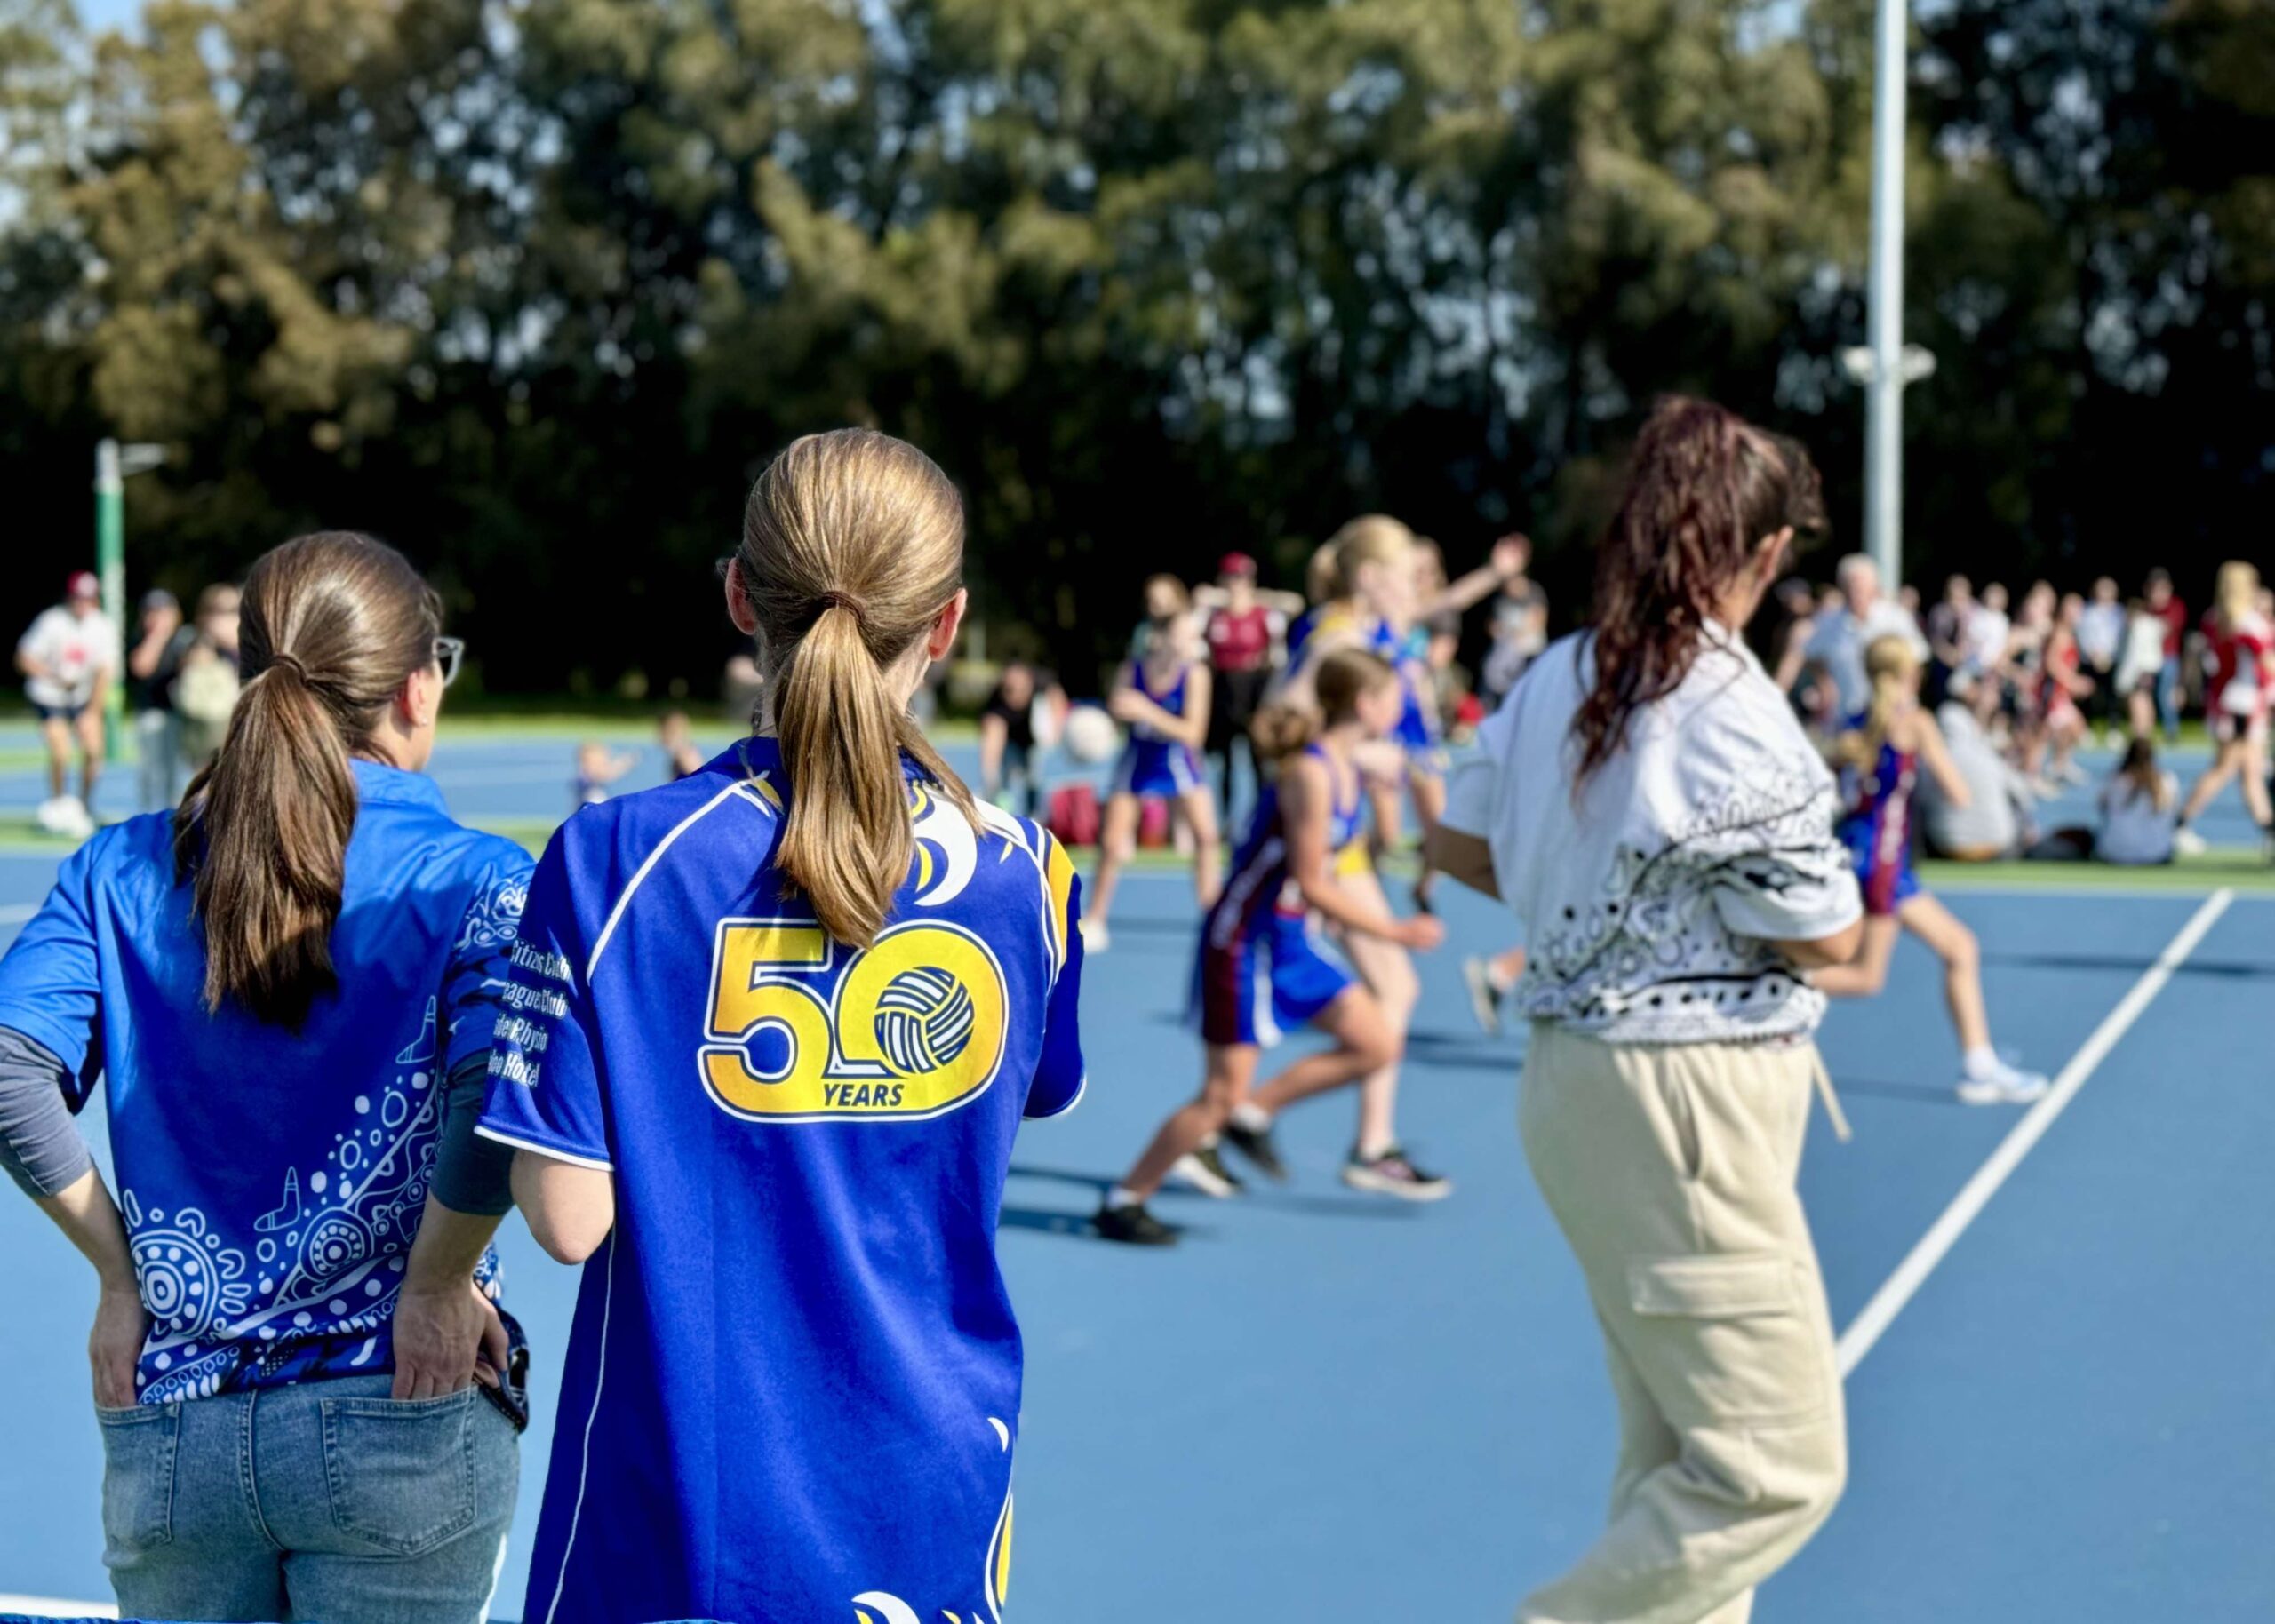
<box><xmin>585</xmin><ymin>776</ymin><xmax>775</xmax><ymax>980</ymax></box>
<box><xmin>1025</xmin><ymin>1070</ymin><xmax>1087</xmax><ymax>1119</ymax></box>
<box><xmin>1209</xmin><ymin>833</ymin><xmax>1286</xmax><ymax>951</ymax></box>
<box><xmin>542</xmin><ymin>1231</ymin><xmax>617</xmax><ymax>1624</ymax></box>
<box><xmin>472</xmin><ymin>1124</ymin><xmax>614</xmax><ymax>1173</ymax></box>
<box><xmin>969</xmin><ymin>803</ymin><xmax>1071</xmax><ymax>987</ymax></box>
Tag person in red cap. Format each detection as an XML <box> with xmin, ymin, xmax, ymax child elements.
<box><xmin>16</xmin><ymin>570</ymin><xmax>120</xmax><ymax>837</ymax></box>
<box><xmin>1193</xmin><ymin>551</ymin><xmax>1305</xmax><ymax>822</ymax></box>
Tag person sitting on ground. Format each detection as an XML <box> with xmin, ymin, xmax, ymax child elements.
<box><xmin>2101</xmin><ymin>758</ymin><xmax>2181</xmax><ymax>864</ymax></box>
<box><xmin>1916</xmin><ymin>672</ymin><xmax>2037</xmax><ymax>860</ymax></box>
<box><xmin>2029</xmin><ymin>738</ymin><xmax>2181</xmax><ymax>865</ymax></box>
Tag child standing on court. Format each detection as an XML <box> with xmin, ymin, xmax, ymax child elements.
<box><xmin>1084</xmin><ymin>582</ymin><xmax>1221</xmax><ymax>948</ymax></box>
<box><xmin>1095</xmin><ymin>649</ymin><xmax>1445</xmax><ymax>1245</ymax></box>
<box><xmin>475</xmin><ymin>429</ymin><xmax>1085</xmax><ymax>1624</ymax></box>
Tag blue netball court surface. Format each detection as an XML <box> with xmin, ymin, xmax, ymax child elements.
<box><xmin>1</xmin><ymin>722</ymin><xmax>2269</xmax><ymax>1621</ymax></box>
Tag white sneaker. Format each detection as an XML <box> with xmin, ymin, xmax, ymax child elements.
<box><xmin>1461</xmin><ymin>956</ymin><xmax>1504</xmax><ymax>1036</ymax></box>
<box><xmin>1956</xmin><ymin>1056</ymin><xmax>2051</xmax><ymax>1106</ymax></box>
<box><xmin>1168</xmin><ymin>1145</ymin><xmax>1243</xmax><ymax>1199</ymax></box>
<box><xmin>1079</xmin><ymin>918</ymin><xmax>1110</xmax><ymax>954</ymax></box>
<box><xmin>2173</xmin><ymin>826</ymin><xmax>2207</xmax><ymax>856</ymax></box>
<box><xmin>35</xmin><ymin>796</ymin><xmax>94</xmax><ymax>838</ymax></box>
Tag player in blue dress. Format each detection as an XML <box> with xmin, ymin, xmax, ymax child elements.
<box><xmin>1084</xmin><ymin>585</ymin><xmax>1220</xmax><ymax>950</ymax></box>
<box><xmin>1096</xmin><ymin>649</ymin><xmax>1445</xmax><ymax>1245</ymax></box>
<box><xmin>1813</xmin><ymin>634</ymin><xmax>2050</xmax><ymax>1105</ymax></box>
<box><xmin>475</xmin><ymin>430</ymin><xmax>1085</xmax><ymax>1624</ymax></box>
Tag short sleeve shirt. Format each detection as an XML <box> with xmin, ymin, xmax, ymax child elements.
<box><xmin>19</xmin><ymin>606</ymin><xmax>121</xmax><ymax>710</ymax></box>
<box><xmin>0</xmin><ymin>761</ymin><xmax>532</xmax><ymax>1401</ymax></box>
<box><xmin>475</xmin><ymin>739</ymin><xmax>1082</xmax><ymax>1624</ymax></box>
<box><xmin>1443</xmin><ymin>626</ymin><xmax>1861</xmax><ymax>1044</ymax></box>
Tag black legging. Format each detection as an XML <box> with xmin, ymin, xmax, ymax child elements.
<box><xmin>1208</xmin><ymin>666</ymin><xmax>1269</xmax><ymax>819</ymax></box>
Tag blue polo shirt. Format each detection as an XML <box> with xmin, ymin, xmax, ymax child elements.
<box><xmin>477</xmin><ymin>739</ymin><xmax>1083</xmax><ymax>1624</ymax></box>
<box><xmin>0</xmin><ymin>760</ymin><xmax>532</xmax><ymax>1403</ymax></box>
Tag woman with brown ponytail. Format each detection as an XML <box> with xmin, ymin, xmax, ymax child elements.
<box><xmin>475</xmin><ymin>429</ymin><xmax>1085</xmax><ymax>1624</ymax></box>
<box><xmin>0</xmin><ymin>532</ymin><xmax>531</xmax><ymax>1623</ymax></box>
<box><xmin>1428</xmin><ymin>398</ymin><xmax>1865</xmax><ymax>1624</ymax></box>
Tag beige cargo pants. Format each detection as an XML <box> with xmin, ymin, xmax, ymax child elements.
<box><xmin>1515</xmin><ymin>1022</ymin><xmax>1847</xmax><ymax>1624</ymax></box>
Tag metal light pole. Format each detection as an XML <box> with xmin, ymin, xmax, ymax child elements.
<box><xmin>1843</xmin><ymin>0</ymin><xmax>1934</xmax><ymax>592</ymax></box>
<box><xmin>94</xmin><ymin>437</ymin><xmax>166</xmax><ymax>757</ymax></box>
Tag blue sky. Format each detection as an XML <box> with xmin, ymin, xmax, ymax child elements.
<box><xmin>79</xmin><ymin>0</ymin><xmax>143</xmax><ymax>34</ymax></box>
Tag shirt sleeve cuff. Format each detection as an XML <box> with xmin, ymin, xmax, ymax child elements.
<box><xmin>472</xmin><ymin>1123</ymin><xmax>614</xmax><ymax>1173</ymax></box>
<box><xmin>1023</xmin><ymin>1072</ymin><xmax>1087</xmax><ymax>1120</ymax></box>
<box><xmin>1438</xmin><ymin>760</ymin><xmax>1493</xmax><ymax>839</ymax></box>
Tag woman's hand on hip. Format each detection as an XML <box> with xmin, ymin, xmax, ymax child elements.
<box><xmin>90</xmin><ymin>1282</ymin><xmax>147</xmax><ymax>1408</ymax></box>
<box><xmin>391</xmin><ymin>1278</ymin><xmax>509</xmax><ymax>1400</ymax></box>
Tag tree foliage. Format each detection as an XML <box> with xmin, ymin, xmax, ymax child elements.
<box><xmin>5</xmin><ymin>0</ymin><xmax>2270</xmax><ymax>695</ymax></box>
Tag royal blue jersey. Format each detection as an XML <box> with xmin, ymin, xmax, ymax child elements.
<box><xmin>1391</xmin><ymin>623</ymin><xmax>1441</xmax><ymax>749</ymax></box>
<box><xmin>0</xmin><ymin>761</ymin><xmax>531</xmax><ymax>1402</ymax></box>
<box><xmin>477</xmin><ymin>738</ymin><xmax>1083</xmax><ymax>1624</ymax></box>
<box><xmin>1211</xmin><ymin>742</ymin><xmax>1365</xmax><ymax>935</ymax></box>
<box><xmin>1123</xmin><ymin>656</ymin><xmax>1193</xmax><ymax>742</ymax></box>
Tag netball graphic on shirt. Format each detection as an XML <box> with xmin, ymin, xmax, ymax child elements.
<box><xmin>698</xmin><ymin>918</ymin><xmax>1011</xmax><ymax>1123</ymax></box>
<box><xmin>694</xmin><ymin>776</ymin><xmax>1072</xmax><ymax>1126</ymax></box>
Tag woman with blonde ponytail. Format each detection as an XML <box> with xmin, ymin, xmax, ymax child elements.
<box><xmin>479</xmin><ymin>429</ymin><xmax>1086</xmax><ymax>1624</ymax></box>
<box><xmin>2173</xmin><ymin>559</ymin><xmax>2274</xmax><ymax>854</ymax></box>
<box><xmin>1814</xmin><ymin>634</ymin><xmax>2053</xmax><ymax>1104</ymax></box>
<box><xmin>0</xmin><ymin>532</ymin><xmax>531</xmax><ymax>1624</ymax></box>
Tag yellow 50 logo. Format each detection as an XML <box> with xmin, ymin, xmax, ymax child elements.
<box><xmin>698</xmin><ymin>919</ymin><xmax>1010</xmax><ymax>1123</ymax></box>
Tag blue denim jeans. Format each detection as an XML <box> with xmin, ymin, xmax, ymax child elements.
<box><xmin>2159</xmin><ymin>653</ymin><xmax>2183</xmax><ymax>738</ymax></box>
<box><xmin>98</xmin><ymin>1375</ymin><xmax>518</xmax><ymax>1624</ymax></box>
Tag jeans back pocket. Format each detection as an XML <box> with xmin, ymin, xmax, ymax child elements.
<box><xmin>319</xmin><ymin>1387</ymin><xmax>480</xmax><ymax>1556</ymax></box>
<box><xmin>96</xmin><ymin>1403</ymin><xmax>179</xmax><ymax>1554</ymax></box>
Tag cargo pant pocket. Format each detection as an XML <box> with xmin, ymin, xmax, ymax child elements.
<box><xmin>96</xmin><ymin>1402</ymin><xmax>180</xmax><ymax>1554</ymax></box>
<box><xmin>1624</xmin><ymin>1253</ymin><xmax>1833</xmax><ymax>1428</ymax></box>
<box><xmin>320</xmin><ymin>1386</ymin><xmax>479</xmax><ymax>1557</ymax></box>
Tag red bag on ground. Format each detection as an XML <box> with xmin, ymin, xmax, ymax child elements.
<box><xmin>1048</xmin><ymin>783</ymin><xmax>1100</xmax><ymax>848</ymax></box>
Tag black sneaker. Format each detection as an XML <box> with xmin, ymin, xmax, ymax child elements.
<box><xmin>1170</xmin><ymin>1142</ymin><xmax>1245</xmax><ymax>1198</ymax></box>
<box><xmin>1340</xmin><ymin>1147</ymin><xmax>1453</xmax><ymax>1203</ymax></box>
<box><xmin>1220</xmin><ymin>1118</ymin><xmax>1289</xmax><ymax>1183</ymax></box>
<box><xmin>1094</xmin><ymin>1201</ymin><xmax>1178</xmax><ymax>1246</ymax></box>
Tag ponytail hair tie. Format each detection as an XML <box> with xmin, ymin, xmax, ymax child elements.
<box><xmin>263</xmin><ymin>651</ymin><xmax>309</xmax><ymax>682</ymax></box>
<box><xmin>816</xmin><ymin>590</ymin><xmax>866</xmax><ymax>628</ymax></box>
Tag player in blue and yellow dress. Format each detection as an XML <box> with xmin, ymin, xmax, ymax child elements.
<box><xmin>475</xmin><ymin>431</ymin><xmax>1083</xmax><ymax>1624</ymax></box>
<box><xmin>1083</xmin><ymin>582</ymin><xmax>1221</xmax><ymax>950</ymax></box>
<box><xmin>1095</xmin><ymin>649</ymin><xmax>1445</xmax><ymax>1246</ymax></box>
<box><xmin>1813</xmin><ymin>633</ymin><xmax>2051</xmax><ymax>1106</ymax></box>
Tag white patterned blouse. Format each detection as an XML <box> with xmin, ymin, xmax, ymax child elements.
<box><xmin>1442</xmin><ymin>623</ymin><xmax>1862</xmax><ymax>1045</ymax></box>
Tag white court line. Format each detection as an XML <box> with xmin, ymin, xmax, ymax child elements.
<box><xmin>0</xmin><ymin>902</ymin><xmax>36</xmax><ymax>924</ymax></box>
<box><xmin>0</xmin><ymin>1595</ymin><xmax>116</xmax><ymax>1619</ymax></box>
<box><xmin>1834</xmin><ymin>886</ymin><xmax>2235</xmax><ymax>1379</ymax></box>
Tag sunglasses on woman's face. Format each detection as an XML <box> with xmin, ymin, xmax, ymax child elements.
<box><xmin>434</xmin><ymin>636</ymin><xmax>466</xmax><ymax>689</ymax></box>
